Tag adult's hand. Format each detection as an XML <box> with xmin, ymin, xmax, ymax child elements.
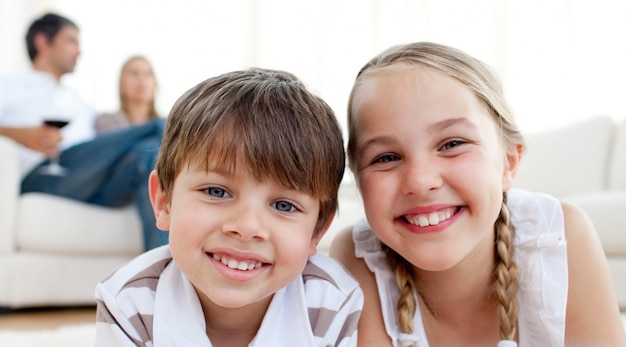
<box><xmin>0</xmin><ymin>125</ymin><xmax>62</xmax><ymax>157</ymax></box>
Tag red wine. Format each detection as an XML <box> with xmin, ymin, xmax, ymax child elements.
<box><xmin>44</xmin><ymin>119</ymin><xmax>69</xmax><ymax>129</ymax></box>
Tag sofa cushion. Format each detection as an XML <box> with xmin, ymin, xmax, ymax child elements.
<box><xmin>16</xmin><ymin>193</ymin><xmax>143</xmax><ymax>256</ymax></box>
<box><xmin>514</xmin><ymin>116</ymin><xmax>615</xmax><ymax>198</ymax></box>
<box><xmin>0</xmin><ymin>136</ymin><xmax>20</xmax><ymax>253</ymax></box>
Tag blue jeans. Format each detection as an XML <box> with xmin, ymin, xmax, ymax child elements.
<box><xmin>21</xmin><ymin>119</ymin><xmax>168</xmax><ymax>250</ymax></box>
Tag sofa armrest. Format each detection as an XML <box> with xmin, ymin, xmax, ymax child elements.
<box><xmin>514</xmin><ymin>116</ymin><xmax>615</xmax><ymax>197</ymax></box>
<box><xmin>609</xmin><ymin>117</ymin><xmax>626</xmax><ymax>190</ymax></box>
<box><xmin>0</xmin><ymin>135</ymin><xmax>20</xmax><ymax>252</ymax></box>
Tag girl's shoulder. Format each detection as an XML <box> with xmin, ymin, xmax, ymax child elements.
<box><xmin>507</xmin><ymin>188</ymin><xmax>565</xmax><ymax>241</ymax></box>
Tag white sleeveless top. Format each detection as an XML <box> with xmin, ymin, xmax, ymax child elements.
<box><xmin>353</xmin><ymin>189</ymin><xmax>568</xmax><ymax>347</ymax></box>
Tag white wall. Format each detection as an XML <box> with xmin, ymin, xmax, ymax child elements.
<box><xmin>2</xmin><ymin>0</ymin><xmax>626</xmax><ymax>134</ymax></box>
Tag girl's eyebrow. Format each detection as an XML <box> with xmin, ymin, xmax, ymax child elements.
<box><xmin>426</xmin><ymin>117</ymin><xmax>476</xmax><ymax>133</ymax></box>
<box><xmin>357</xmin><ymin>118</ymin><xmax>476</xmax><ymax>156</ymax></box>
<box><xmin>357</xmin><ymin>135</ymin><xmax>396</xmax><ymax>158</ymax></box>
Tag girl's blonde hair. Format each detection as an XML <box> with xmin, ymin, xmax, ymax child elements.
<box><xmin>347</xmin><ymin>42</ymin><xmax>525</xmax><ymax>344</ymax></box>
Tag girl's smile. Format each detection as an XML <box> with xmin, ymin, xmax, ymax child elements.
<box><xmin>352</xmin><ymin>63</ymin><xmax>512</xmax><ymax>272</ymax></box>
<box><xmin>398</xmin><ymin>205</ymin><xmax>464</xmax><ymax>234</ymax></box>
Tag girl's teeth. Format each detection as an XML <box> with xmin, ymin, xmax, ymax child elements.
<box><xmin>428</xmin><ymin>213</ymin><xmax>440</xmax><ymax>225</ymax></box>
<box><xmin>418</xmin><ymin>215</ymin><xmax>429</xmax><ymax>227</ymax></box>
<box><xmin>409</xmin><ymin>209</ymin><xmax>454</xmax><ymax>227</ymax></box>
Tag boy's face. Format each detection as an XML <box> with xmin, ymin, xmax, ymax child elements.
<box><xmin>149</xmin><ymin>161</ymin><xmax>326</xmax><ymax>312</ymax></box>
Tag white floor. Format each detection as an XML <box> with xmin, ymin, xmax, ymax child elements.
<box><xmin>0</xmin><ymin>315</ymin><xmax>624</xmax><ymax>347</ymax></box>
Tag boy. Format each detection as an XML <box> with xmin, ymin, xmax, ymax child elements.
<box><xmin>95</xmin><ymin>68</ymin><xmax>363</xmax><ymax>346</ymax></box>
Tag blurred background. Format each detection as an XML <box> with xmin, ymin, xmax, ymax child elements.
<box><xmin>1</xmin><ymin>0</ymin><xmax>626</xmax><ymax>134</ymax></box>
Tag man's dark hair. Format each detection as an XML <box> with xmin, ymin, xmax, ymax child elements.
<box><xmin>25</xmin><ymin>13</ymin><xmax>77</xmax><ymax>62</ymax></box>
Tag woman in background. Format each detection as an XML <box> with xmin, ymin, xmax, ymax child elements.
<box><xmin>96</xmin><ymin>55</ymin><xmax>159</xmax><ymax>133</ymax></box>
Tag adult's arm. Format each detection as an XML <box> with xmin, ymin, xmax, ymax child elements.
<box><xmin>0</xmin><ymin>125</ymin><xmax>61</xmax><ymax>157</ymax></box>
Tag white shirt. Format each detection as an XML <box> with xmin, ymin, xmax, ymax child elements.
<box><xmin>95</xmin><ymin>245</ymin><xmax>363</xmax><ymax>347</ymax></box>
<box><xmin>0</xmin><ymin>70</ymin><xmax>96</xmax><ymax>177</ymax></box>
<box><xmin>354</xmin><ymin>189</ymin><xmax>568</xmax><ymax>347</ymax></box>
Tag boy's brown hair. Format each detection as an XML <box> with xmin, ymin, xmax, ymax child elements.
<box><xmin>156</xmin><ymin>68</ymin><xmax>345</xmax><ymax>233</ymax></box>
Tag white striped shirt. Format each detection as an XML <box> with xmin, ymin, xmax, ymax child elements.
<box><xmin>96</xmin><ymin>245</ymin><xmax>363</xmax><ymax>346</ymax></box>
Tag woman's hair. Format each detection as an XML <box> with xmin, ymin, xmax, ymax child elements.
<box><xmin>156</xmin><ymin>68</ymin><xmax>345</xmax><ymax>234</ymax></box>
<box><xmin>347</xmin><ymin>42</ymin><xmax>525</xmax><ymax>344</ymax></box>
<box><xmin>119</xmin><ymin>56</ymin><xmax>158</xmax><ymax>119</ymax></box>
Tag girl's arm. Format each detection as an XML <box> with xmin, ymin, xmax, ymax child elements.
<box><xmin>330</xmin><ymin>227</ymin><xmax>393</xmax><ymax>347</ymax></box>
<box><xmin>562</xmin><ymin>201</ymin><xmax>626</xmax><ymax>346</ymax></box>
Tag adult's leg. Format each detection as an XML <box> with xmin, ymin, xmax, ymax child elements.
<box><xmin>88</xmin><ymin>135</ymin><xmax>169</xmax><ymax>250</ymax></box>
<box><xmin>21</xmin><ymin>119</ymin><xmax>167</xmax><ymax>250</ymax></box>
<box><xmin>21</xmin><ymin>119</ymin><xmax>165</xmax><ymax>201</ymax></box>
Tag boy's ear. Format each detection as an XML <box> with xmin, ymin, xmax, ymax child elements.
<box><xmin>149</xmin><ymin>170</ymin><xmax>171</xmax><ymax>231</ymax></box>
<box><xmin>308</xmin><ymin>212</ymin><xmax>336</xmax><ymax>256</ymax></box>
<box><xmin>502</xmin><ymin>143</ymin><xmax>524</xmax><ymax>191</ymax></box>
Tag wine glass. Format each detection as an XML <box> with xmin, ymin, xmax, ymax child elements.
<box><xmin>38</xmin><ymin>117</ymin><xmax>71</xmax><ymax>176</ymax></box>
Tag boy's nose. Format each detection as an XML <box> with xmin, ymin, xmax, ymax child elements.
<box><xmin>221</xmin><ymin>204</ymin><xmax>270</xmax><ymax>241</ymax></box>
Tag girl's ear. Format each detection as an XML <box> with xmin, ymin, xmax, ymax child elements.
<box><xmin>149</xmin><ymin>170</ymin><xmax>170</xmax><ymax>231</ymax></box>
<box><xmin>502</xmin><ymin>143</ymin><xmax>524</xmax><ymax>191</ymax></box>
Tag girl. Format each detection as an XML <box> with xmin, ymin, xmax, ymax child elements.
<box><xmin>330</xmin><ymin>42</ymin><xmax>626</xmax><ymax>346</ymax></box>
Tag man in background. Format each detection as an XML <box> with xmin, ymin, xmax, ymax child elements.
<box><xmin>0</xmin><ymin>13</ymin><xmax>168</xmax><ymax>250</ymax></box>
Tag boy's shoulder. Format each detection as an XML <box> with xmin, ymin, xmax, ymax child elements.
<box><xmin>98</xmin><ymin>245</ymin><xmax>173</xmax><ymax>296</ymax></box>
<box><xmin>302</xmin><ymin>254</ymin><xmax>361</xmax><ymax>296</ymax></box>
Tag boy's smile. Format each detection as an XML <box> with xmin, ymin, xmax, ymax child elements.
<box><xmin>149</xmin><ymin>161</ymin><xmax>323</xmax><ymax>310</ymax></box>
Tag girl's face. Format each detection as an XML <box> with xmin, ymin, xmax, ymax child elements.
<box><xmin>120</xmin><ymin>58</ymin><xmax>156</xmax><ymax>105</ymax></box>
<box><xmin>351</xmin><ymin>64</ymin><xmax>519</xmax><ymax>272</ymax></box>
<box><xmin>149</xmin><ymin>160</ymin><xmax>324</xmax><ymax>314</ymax></box>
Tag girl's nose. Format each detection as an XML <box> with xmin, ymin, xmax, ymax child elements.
<box><xmin>400</xmin><ymin>158</ymin><xmax>443</xmax><ymax>196</ymax></box>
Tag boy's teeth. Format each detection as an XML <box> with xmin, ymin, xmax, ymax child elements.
<box><xmin>213</xmin><ymin>254</ymin><xmax>261</xmax><ymax>271</ymax></box>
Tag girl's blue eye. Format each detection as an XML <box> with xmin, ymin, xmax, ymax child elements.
<box><xmin>441</xmin><ymin>139</ymin><xmax>465</xmax><ymax>150</ymax></box>
<box><xmin>272</xmin><ymin>200</ymin><xmax>296</xmax><ymax>212</ymax></box>
<box><xmin>207</xmin><ymin>187</ymin><xmax>227</xmax><ymax>198</ymax></box>
<box><xmin>374</xmin><ymin>154</ymin><xmax>399</xmax><ymax>163</ymax></box>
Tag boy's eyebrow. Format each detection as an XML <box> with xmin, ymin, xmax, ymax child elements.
<box><xmin>188</xmin><ymin>161</ymin><xmax>230</xmax><ymax>176</ymax></box>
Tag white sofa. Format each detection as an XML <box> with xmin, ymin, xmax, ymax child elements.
<box><xmin>1</xmin><ymin>115</ymin><xmax>625</xmax><ymax>314</ymax></box>
<box><xmin>513</xmin><ymin>115</ymin><xmax>626</xmax><ymax>311</ymax></box>
<box><xmin>0</xmin><ymin>135</ymin><xmax>144</xmax><ymax>308</ymax></box>
<box><xmin>0</xmin><ymin>134</ymin><xmax>366</xmax><ymax>309</ymax></box>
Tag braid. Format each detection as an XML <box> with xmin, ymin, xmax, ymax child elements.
<box><xmin>379</xmin><ymin>192</ymin><xmax>518</xmax><ymax>345</ymax></box>
<box><xmin>494</xmin><ymin>192</ymin><xmax>519</xmax><ymax>341</ymax></box>
<box><xmin>384</xmin><ymin>245</ymin><xmax>420</xmax><ymax>347</ymax></box>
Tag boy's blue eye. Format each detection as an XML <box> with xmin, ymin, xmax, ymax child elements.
<box><xmin>207</xmin><ymin>187</ymin><xmax>227</xmax><ymax>198</ymax></box>
<box><xmin>272</xmin><ymin>200</ymin><xmax>296</xmax><ymax>212</ymax></box>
